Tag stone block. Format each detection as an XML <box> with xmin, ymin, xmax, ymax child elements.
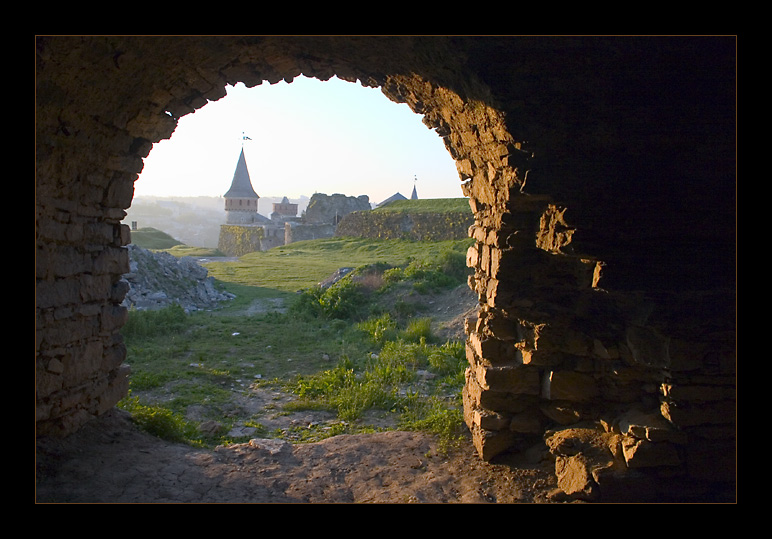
<box><xmin>617</xmin><ymin>409</ymin><xmax>687</xmax><ymax>444</ymax></box>
<box><xmin>660</xmin><ymin>400</ymin><xmax>736</xmax><ymax>428</ymax></box>
<box><xmin>474</xmin><ymin>363</ymin><xmax>541</xmax><ymax>394</ymax></box>
<box><xmin>555</xmin><ymin>454</ymin><xmax>598</xmax><ymax>500</ymax></box>
<box><xmin>622</xmin><ymin>437</ymin><xmax>682</xmax><ymax>468</ymax></box>
<box><xmin>625</xmin><ymin>325</ymin><xmax>669</xmax><ymax>368</ymax></box>
<box><xmin>542</xmin><ymin>370</ymin><xmax>598</xmax><ymax>402</ymax></box>
<box><xmin>509</xmin><ymin>411</ymin><xmax>543</xmax><ymax>433</ymax></box>
<box><xmin>471</xmin><ymin>424</ymin><xmax>516</xmax><ymax>462</ymax></box>
<box><xmin>540</xmin><ymin>402</ymin><xmax>584</xmax><ymax>425</ymax></box>
<box><xmin>473</xmin><ymin>409</ymin><xmax>510</xmax><ymax>431</ymax></box>
<box><xmin>661</xmin><ymin>383</ymin><xmax>735</xmax><ymax>403</ymax></box>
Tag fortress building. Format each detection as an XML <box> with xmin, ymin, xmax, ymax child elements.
<box><xmin>270</xmin><ymin>196</ymin><xmax>299</xmax><ymax>222</ymax></box>
<box><xmin>223</xmin><ymin>148</ymin><xmax>260</xmax><ymax>224</ymax></box>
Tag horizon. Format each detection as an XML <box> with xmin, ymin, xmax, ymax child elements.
<box><xmin>132</xmin><ymin>76</ymin><xmax>463</xmax><ymax>205</ymax></box>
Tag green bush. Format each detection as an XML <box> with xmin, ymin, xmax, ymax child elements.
<box><xmin>357</xmin><ymin>313</ymin><xmax>399</xmax><ymax>344</ymax></box>
<box><xmin>400</xmin><ymin>317</ymin><xmax>433</xmax><ymax>343</ymax></box>
<box><xmin>118</xmin><ymin>393</ymin><xmax>201</xmax><ymax>445</ymax></box>
<box><xmin>290</xmin><ymin>277</ymin><xmax>368</xmax><ymax>320</ymax></box>
<box><xmin>436</xmin><ymin>249</ymin><xmax>469</xmax><ymax>282</ymax></box>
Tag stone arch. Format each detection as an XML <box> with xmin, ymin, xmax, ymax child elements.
<box><xmin>36</xmin><ymin>36</ymin><xmax>736</xmax><ymax>501</ymax></box>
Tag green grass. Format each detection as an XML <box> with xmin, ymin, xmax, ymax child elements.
<box><xmin>373</xmin><ymin>198</ymin><xmax>470</xmax><ymax>213</ymax></box>
<box><xmin>128</xmin><ymin>227</ymin><xmax>224</xmax><ymax>257</ymax></box>
<box><xmin>119</xmin><ymin>236</ymin><xmax>474</xmax><ymax>449</ymax></box>
<box><xmin>205</xmin><ymin>236</ymin><xmax>473</xmax><ymax>292</ymax></box>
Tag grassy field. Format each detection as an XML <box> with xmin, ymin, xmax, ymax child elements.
<box><xmin>128</xmin><ymin>227</ymin><xmax>183</xmax><ymax>249</ymax></box>
<box><xmin>205</xmin><ymin>236</ymin><xmax>473</xmax><ymax>292</ymax></box>
<box><xmin>119</xmin><ymin>234</ymin><xmax>475</xmax><ymax>449</ymax></box>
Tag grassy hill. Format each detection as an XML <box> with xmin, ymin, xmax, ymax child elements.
<box><xmin>373</xmin><ymin>198</ymin><xmax>470</xmax><ymax>213</ymax></box>
<box><xmin>130</xmin><ymin>227</ymin><xmax>223</xmax><ymax>257</ymax></box>
<box><xmin>205</xmin><ymin>236</ymin><xmax>473</xmax><ymax>293</ymax></box>
<box><xmin>129</xmin><ymin>227</ymin><xmax>183</xmax><ymax>250</ymax></box>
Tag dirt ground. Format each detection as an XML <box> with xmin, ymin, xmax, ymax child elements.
<box><xmin>36</xmin><ymin>283</ymin><xmax>566</xmax><ymax>504</ymax></box>
<box><xmin>35</xmin><ymin>408</ymin><xmax>562</xmax><ymax>504</ymax></box>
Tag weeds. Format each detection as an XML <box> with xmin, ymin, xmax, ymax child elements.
<box><xmin>118</xmin><ymin>392</ymin><xmax>202</xmax><ymax>445</ymax></box>
<box><xmin>290</xmin><ymin>276</ymin><xmax>369</xmax><ymax>320</ymax></box>
<box><xmin>285</xmin><ymin>334</ymin><xmax>467</xmax><ymax>447</ymax></box>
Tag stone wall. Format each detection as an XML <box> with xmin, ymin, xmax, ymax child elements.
<box><xmin>217</xmin><ymin>224</ymin><xmax>284</xmax><ymax>256</ymax></box>
<box><xmin>336</xmin><ymin>209</ymin><xmax>472</xmax><ymax>241</ymax></box>
<box><xmin>462</xmin><ymin>194</ymin><xmax>735</xmax><ymax>500</ymax></box>
<box><xmin>35</xmin><ymin>36</ymin><xmax>735</xmax><ymax>500</ymax></box>
<box><xmin>285</xmin><ymin>222</ymin><xmax>336</xmax><ymax>244</ymax></box>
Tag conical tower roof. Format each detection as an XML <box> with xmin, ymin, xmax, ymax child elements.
<box><xmin>223</xmin><ymin>148</ymin><xmax>259</xmax><ymax>199</ymax></box>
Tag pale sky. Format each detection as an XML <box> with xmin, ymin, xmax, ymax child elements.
<box><xmin>132</xmin><ymin>76</ymin><xmax>463</xmax><ymax>204</ymax></box>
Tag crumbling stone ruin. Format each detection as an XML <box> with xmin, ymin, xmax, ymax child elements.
<box><xmin>35</xmin><ymin>36</ymin><xmax>735</xmax><ymax>501</ymax></box>
<box><xmin>303</xmin><ymin>193</ymin><xmax>371</xmax><ymax>224</ymax></box>
<box><xmin>122</xmin><ymin>244</ymin><xmax>234</xmax><ymax>312</ymax></box>
<box><xmin>285</xmin><ymin>192</ymin><xmax>371</xmax><ymax>244</ymax></box>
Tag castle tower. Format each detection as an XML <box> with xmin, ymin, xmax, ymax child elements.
<box><xmin>223</xmin><ymin>148</ymin><xmax>259</xmax><ymax>224</ymax></box>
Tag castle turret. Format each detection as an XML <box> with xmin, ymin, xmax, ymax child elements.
<box><xmin>224</xmin><ymin>148</ymin><xmax>259</xmax><ymax>224</ymax></box>
<box><xmin>271</xmin><ymin>196</ymin><xmax>299</xmax><ymax>221</ymax></box>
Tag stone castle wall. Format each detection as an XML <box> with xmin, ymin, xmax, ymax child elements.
<box><xmin>336</xmin><ymin>209</ymin><xmax>472</xmax><ymax>241</ymax></box>
<box><xmin>285</xmin><ymin>222</ymin><xmax>336</xmax><ymax>244</ymax></box>
<box><xmin>217</xmin><ymin>224</ymin><xmax>283</xmax><ymax>256</ymax></box>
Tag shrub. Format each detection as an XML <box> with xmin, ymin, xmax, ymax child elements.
<box><xmin>400</xmin><ymin>317</ymin><xmax>433</xmax><ymax>343</ymax></box>
<box><xmin>436</xmin><ymin>249</ymin><xmax>469</xmax><ymax>282</ymax></box>
<box><xmin>357</xmin><ymin>313</ymin><xmax>399</xmax><ymax>344</ymax></box>
<box><xmin>118</xmin><ymin>393</ymin><xmax>201</xmax><ymax>445</ymax></box>
<box><xmin>290</xmin><ymin>277</ymin><xmax>368</xmax><ymax>320</ymax></box>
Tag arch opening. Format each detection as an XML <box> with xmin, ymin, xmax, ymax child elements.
<box><xmin>119</xmin><ymin>75</ymin><xmax>479</xmax><ymax>448</ymax></box>
<box><xmin>36</xmin><ymin>36</ymin><xmax>736</xmax><ymax>502</ymax></box>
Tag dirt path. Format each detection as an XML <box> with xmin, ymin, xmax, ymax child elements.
<box><xmin>35</xmin><ymin>409</ymin><xmax>561</xmax><ymax>504</ymax></box>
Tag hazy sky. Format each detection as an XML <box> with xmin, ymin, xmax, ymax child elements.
<box><xmin>133</xmin><ymin>76</ymin><xmax>463</xmax><ymax>204</ymax></box>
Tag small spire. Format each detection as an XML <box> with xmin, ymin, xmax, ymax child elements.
<box><xmin>223</xmin><ymin>148</ymin><xmax>259</xmax><ymax>199</ymax></box>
